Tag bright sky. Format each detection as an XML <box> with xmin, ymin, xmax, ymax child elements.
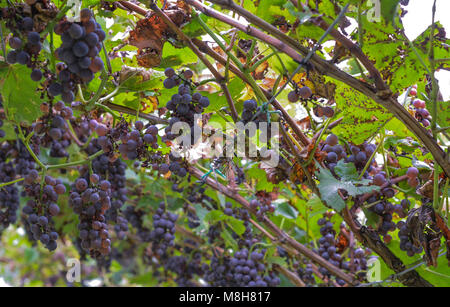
<box><xmin>403</xmin><ymin>0</ymin><xmax>450</xmax><ymax>100</ymax></box>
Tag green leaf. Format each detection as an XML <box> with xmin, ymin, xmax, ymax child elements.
<box><xmin>221</xmin><ymin>228</ymin><xmax>238</xmax><ymax>250</ymax></box>
<box><xmin>275</xmin><ymin>202</ymin><xmax>298</xmax><ymax>219</ymax></box>
<box><xmin>380</xmin><ymin>0</ymin><xmax>400</xmax><ymax>25</ymax></box>
<box><xmin>334</xmin><ymin>160</ymin><xmax>360</xmax><ymax>181</ymax></box>
<box><xmin>266</xmin><ymin>255</ymin><xmax>287</xmax><ymax>269</ymax></box>
<box><xmin>204</xmin><ymin>210</ymin><xmax>227</xmax><ymax>223</ymax></box>
<box><xmin>0</xmin><ymin>64</ymin><xmax>43</xmax><ymax>125</ymax></box>
<box><xmin>316</xmin><ymin>166</ymin><xmax>379</xmax><ymax>212</ymax></box>
<box><xmin>226</xmin><ymin>216</ymin><xmax>246</xmax><ymax>235</ymax></box>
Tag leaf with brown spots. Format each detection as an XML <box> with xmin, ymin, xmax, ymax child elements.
<box><xmin>128</xmin><ymin>1</ymin><xmax>191</xmax><ymax>68</ymax></box>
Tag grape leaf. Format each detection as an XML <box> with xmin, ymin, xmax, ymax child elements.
<box><xmin>316</xmin><ymin>166</ymin><xmax>378</xmax><ymax>212</ymax></box>
<box><xmin>0</xmin><ymin>64</ymin><xmax>43</xmax><ymax>125</ymax></box>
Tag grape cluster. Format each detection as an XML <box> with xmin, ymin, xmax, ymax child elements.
<box><xmin>33</xmin><ymin>101</ymin><xmax>73</xmax><ymax>158</ymax></box>
<box><xmin>186</xmin><ymin>210</ymin><xmax>200</xmax><ymax>229</ymax></box>
<box><xmin>163</xmin><ymin>68</ymin><xmax>209</xmax><ymax>146</ymax></box>
<box><xmin>412</xmin><ymin>99</ymin><xmax>432</xmax><ymax>128</ymax></box>
<box><xmin>238</xmin><ymin>99</ymin><xmax>276</xmax><ymax>142</ymax></box>
<box><xmin>295</xmin><ymin>262</ymin><xmax>316</xmax><ymax>285</ymax></box>
<box><xmin>0</xmin><ymin>146</ymin><xmax>20</xmax><ymax>233</ymax></box>
<box><xmin>22</xmin><ymin>171</ymin><xmax>63</xmax><ymax>251</ymax></box>
<box><xmin>85</xmin><ymin>137</ymin><xmax>129</xmax><ymax>232</ymax></box>
<box><xmin>163</xmin><ymin>253</ymin><xmax>205</xmax><ymax>287</ymax></box>
<box><xmin>248</xmin><ymin>198</ymin><xmax>274</xmax><ymax>221</ymax></box>
<box><xmin>53</xmin><ymin>9</ymin><xmax>105</xmax><ymax>103</ymax></box>
<box><xmin>204</xmin><ymin>254</ymin><xmax>233</xmax><ymax>286</ymax></box>
<box><xmin>13</xmin><ymin>140</ymin><xmax>36</xmax><ymax>177</ymax></box>
<box><xmin>150</xmin><ymin>202</ymin><xmax>178</xmax><ymax>256</ymax></box>
<box><xmin>365</xmin><ymin>178</ymin><xmax>411</xmax><ymax>239</ymax></box>
<box><xmin>69</xmin><ymin>175</ymin><xmax>112</xmax><ymax>258</ymax></box>
<box><xmin>323</xmin><ymin>134</ymin><xmax>377</xmax><ymax>179</ymax></box>
<box><xmin>316</xmin><ymin>216</ymin><xmax>373</xmax><ymax>284</ymax></box>
<box><xmin>240</xmin><ymin>99</ymin><xmax>258</xmax><ymax>125</ymax></box>
<box><xmin>6</xmin><ymin>17</ymin><xmax>43</xmax><ymax>82</ymax></box>
<box><xmin>229</xmin><ymin>248</ymin><xmax>280</xmax><ymax>287</ymax></box>
<box><xmin>316</xmin><ymin>217</ymin><xmax>344</xmax><ymax>277</ymax></box>
<box><xmin>123</xmin><ymin>205</ymin><xmax>152</xmax><ymax>242</ymax></box>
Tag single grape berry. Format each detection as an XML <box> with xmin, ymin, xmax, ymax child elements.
<box><xmin>183</xmin><ymin>70</ymin><xmax>193</xmax><ymax>79</ymax></box>
<box><xmin>165</xmin><ymin>68</ymin><xmax>175</xmax><ymax>78</ymax></box>
<box><xmin>298</xmin><ymin>86</ymin><xmax>312</xmax><ymax>99</ymax></box>
<box><xmin>16</xmin><ymin>51</ymin><xmax>30</xmax><ymax>65</ymax></box>
<box><xmin>6</xmin><ymin>51</ymin><xmax>17</xmax><ymax>64</ymax></box>
<box><xmin>30</xmin><ymin>69</ymin><xmax>43</xmax><ymax>81</ymax></box>
<box><xmin>73</xmin><ymin>41</ymin><xmax>89</xmax><ymax>57</ymax></box>
<box><xmin>68</xmin><ymin>23</ymin><xmax>84</xmax><ymax>39</ymax></box>
<box><xmin>287</xmin><ymin>91</ymin><xmax>299</xmax><ymax>102</ymax></box>
<box><xmin>27</xmin><ymin>32</ymin><xmax>40</xmax><ymax>45</ymax></box>
<box><xmin>325</xmin><ymin>134</ymin><xmax>338</xmax><ymax>146</ymax></box>
<box><xmin>406</xmin><ymin>167</ymin><xmax>419</xmax><ymax>178</ymax></box>
<box><xmin>9</xmin><ymin>37</ymin><xmax>22</xmax><ymax>50</ymax></box>
<box><xmin>48</xmin><ymin>83</ymin><xmax>63</xmax><ymax>96</ymax></box>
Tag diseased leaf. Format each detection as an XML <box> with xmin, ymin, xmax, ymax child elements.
<box><xmin>316</xmin><ymin>166</ymin><xmax>378</xmax><ymax>212</ymax></box>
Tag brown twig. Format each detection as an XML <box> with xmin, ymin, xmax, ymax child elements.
<box><xmin>104</xmin><ymin>102</ymin><xmax>168</xmax><ymax>125</ymax></box>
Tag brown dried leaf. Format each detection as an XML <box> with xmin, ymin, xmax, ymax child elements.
<box><xmin>128</xmin><ymin>1</ymin><xmax>190</xmax><ymax>68</ymax></box>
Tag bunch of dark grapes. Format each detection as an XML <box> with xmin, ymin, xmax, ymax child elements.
<box><xmin>69</xmin><ymin>175</ymin><xmax>112</xmax><ymax>258</ymax></box>
<box><xmin>12</xmin><ymin>140</ymin><xmax>36</xmax><ymax>177</ymax></box>
<box><xmin>294</xmin><ymin>261</ymin><xmax>316</xmax><ymax>285</ymax></box>
<box><xmin>32</xmin><ymin>101</ymin><xmax>73</xmax><ymax>158</ymax></box>
<box><xmin>324</xmin><ymin>134</ymin><xmax>376</xmax><ymax>178</ymax></box>
<box><xmin>158</xmin><ymin>152</ymin><xmax>187</xmax><ymax>178</ymax></box>
<box><xmin>163</xmin><ymin>252</ymin><xmax>205</xmax><ymax>287</ymax></box>
<box><xmin>22</xmin><ymin>171</ymin><xmax>63</xmax><ymax>251</ymax></box>
<box><xmin>150</xmin><ymin>202</ymin><xmax>178</xmax><ymax>256</ymax></box>
<box><xmin>204</xmin><ymin>254</ymin><xmax>233</xmax><ymax>286</ymax></box>
<box><xmin>52</xmin><ymin>8</ymin><xmax>105</xmax><ymax>103</ymax></box>
<box><xmin>85</xmin><ymin>137</ymin><xmax>129</xmax><ymax>234</ymax></box>
<box><xmin>248</xmin><ymin>198</ymin><xmax>274</xmax><ymax>221</ymax></box>
<box><xmin>239</xmin><ymin>99</ymin><xmax>259</xmax><ymax>125</ymax></box>
<box><xmin>0</xmin><ymin>146</ymin><xmax>20</xmax><ymax>233</ymax></box>
<box><xmin>163</xmin><ymin>68</ymin><xmax>209</xmax><ymax>146</ymax></box>
<box><xmin>411</xmin><ymin>99</ymin><xmax>432</xmax><ymax>128</ymax></box>
<box><xmin>228</xmin><ymin>248</ymin><xmax>281</xmax><ymax>287</ymax></box>
<box><xmin>91</xmin><ymin>119</ymin><xmax>163</xmax><ymax>166</ymax></box>
<box><xmin>116</xmin><ymin>121</ymin><xmax>160</xmax><ymax>161</ymax></box>
<box><xmin>238</xmin><ymin>98</ymin><xmax>277</xmax><ymax>143</ymax></box>
<box><xmin>316</xmin><ymin>217</ymin><xmax>344</xmax><ymax>283</ymax></box>
<box><xmin>367</xmin><ymin>174</ymin><xmax>412</xmax><ymax>239</ymax></box>
<box><xmin>315</xmin><ymin>216</ymin><xmax>370</xmax><ymax>285</ymax></box>
<box><xmin>186</xmin><ymin>211</ymin><xmax>200</xmax><ymax>229</ymax></box>
<box><xmin>123</xmin><ymin>205</ymin><xmax>152</xmax><ymax>242</ymax></box>
<box><xmin>6</xmin><ymin>17</ymin><xmax>44</xmax><ymax>82</ymax></box>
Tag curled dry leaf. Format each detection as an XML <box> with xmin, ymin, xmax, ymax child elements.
<box><xmin>406</xmin><ymin>205</ymin><xmax>443</xmax><ymax>267</ymax></box>
<box><xmin>128</xmin><ymin>0</ymin><xmax>191</xmax><ymax>68</ymax></box>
